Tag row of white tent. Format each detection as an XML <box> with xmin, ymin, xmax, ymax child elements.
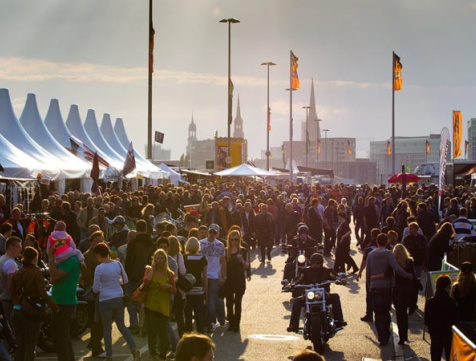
<box><xmin>0</xmin><ymin>88</ymin><xmax>188</xmax><ymax>193</ymax></box>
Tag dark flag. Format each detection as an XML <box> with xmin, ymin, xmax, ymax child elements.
<box><xmin>0</xmin><ymin>163</ymin><xmax>4</xmax><ymax>172</ymax></box>
<box><xmin>90</xmin><ymin>152</ymin><xmax>100</xmax><ymax>181</ymax></box>
<box><xmin>154</xmin><ymin>131</ymin><xmax>164</xmax><ymax>144</ymax></box>
<box><xmin>123</xmin><ymin>142</ymin><xmax>136</xmax><ymax>177</ymax></box>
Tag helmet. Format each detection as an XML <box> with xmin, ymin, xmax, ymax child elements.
<box><xmin>310</xmin><ymin>253</ymin><xmax>324</xmax><ymax>264</ymax></box>
<box><xmin>298</xmin><ymin>224</ymin><xmax>309</xmax><ymax>234</ymax></box>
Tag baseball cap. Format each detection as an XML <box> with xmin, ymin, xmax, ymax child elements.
<box><xmin>112</xmin><ymin>215</ymin><xmax>126</xmax><ymax>224</ymax></box>
<box><xmin>208</xmin><ymin>224</ymin><xmax>220</xmax><ymax>233</ymax></box>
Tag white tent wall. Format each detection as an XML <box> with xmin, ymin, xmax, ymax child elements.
<box><xmin>0</xmin><ymin>89</ymin><xmax>66</xmax><ymax>180</ymax></box>
<box><xmin>19</xmin><ymin>93</ymin><xmax>91</xmax><ymax>179</ymax></box>
<box><xmin>55</xmin><ymin>179</ymin><xmax>66</xmax><ymax>196</ymax></box>
<box><xmin>80</xmin><ymin>178</ymin><xmax>93</xmax><ymax>193</ymax></box>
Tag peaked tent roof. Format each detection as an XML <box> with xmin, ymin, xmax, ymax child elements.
<box><xmin>0</xmin><ymin>88</ymin><xmax>74</xmax><ymax>180</ymax></box>
<box><xmin>157</xmin><ymin>163</ymin><xmax>187</xmax><ymax>185</ymax></box>
<box><xmin>19</xmin><ymin>94</ymin><xmax>90</xmax><ymax>179</ymax></box>
<box><xmin>0</xmin><ymin>132</ymin><xmax>60</xmax><ymax>179</ymax></box>
<box><xmin>114</xmin><ymin>118</ymin><xmax>169</xmax><ymax>178</ymax></box>
<box><xmin>100</xmin><ymin>115</ymin><xmax>168</xmax><ymax>179</ymax></box>
<box><xmin>44</xmin><ymin>98</ymin><xmax>75</xmax><ymax>149</ymax></box>
<box><xmin>65</xmin><ymin>105</ymin><xmax>123</xmax><ymax>171</ymax></box>
<box><xmin>214</xmin><ymin>163</ymin><xmax>279</xmax><ymax>177</ymax></box>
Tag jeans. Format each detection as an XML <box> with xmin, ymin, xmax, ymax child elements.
<box><xmin>354</xmin><ymin>222</ymin><xmax>364</xmax><ymax>243</ymax></box>
<box><xmin>98</xmin><ymin>297</ymin><xmax>136</xmax><ymax>358</ymax></box>
<box><xmin>371</xmin><ymin>288</ymin><xmax>392</xmax><ymax>343</ymax></box>
<box><xmin>0</xmin><ymin>343</ymin><xmax>11</xmax><ymax>361</ymax></box>
<box><xmin>52</xmin><ymin>304</ymin><xmax>76</xmax><ymax>361</ymax></box>
<box><xmin>430</xmin><ymin>334</ymin><xmax>452</xmax><ymax>361</ymax></box>
<box><xmin>11</xmin><ymin>310</ymin><xmax>41</xmax><ymax>361</ymax></box>
<box><xmin>206</xmin><ymin>279</ymin><xmax>219</xmax><ymax>327</ymax></box>
<box><xmin>173</xmin><ymin>293</ymin><xmax>185</xmax><ymax>338</ymax></box>
<box><xmin>124</xmin><ymin>282</ymin><xmax>140</xmax><ymax>328</ymax></box>
<box><xmin>145</xmin><ymin>307</ymin><xmax>169</xmax><ymax>358</ymax></box>
<box><xmin>393</xmin><ymin>290</ymin><xmax>410</xmax><ymax>341</ymax></box>
<box><xmin>185</xmin><ymin>294</ymin><xmax>205</xmax><ymax>333</ymax></box>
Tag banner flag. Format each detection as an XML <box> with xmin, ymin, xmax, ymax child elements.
<box><xmin>268</xmin><ymin>107</ymin><xmax>271</xmax><ymax>131</ymax></box>
<box><xmin>317</xmin><ymin>139</ymin><xmax>321</xmax><ymax>154</ymax></box>
<box><xmin>154</xmin><ymin>131</ymin><xmax>164</xmax><ymax>144</ymax></box>
<box><xmin>291</xmin><ymin>51</ymin><xmax>300</xmax><ymax>90</ymax></box>
<box><xmin>465</xmin><ymin>140</ymin><xmax>469</xmax><ymax>158</ymax></box>
<box><xmin>387</xmin><ymin>141</ymin><xmax>391</xmax><ymax>155</ymax></box>
<box><xmin>123</xmin><ymin>142</ymin><xmax>137</xmax><ymax>177</ymax></box>
<box><xmin>306</xmin><ymin>131</ymin><xmax>310</xmax><ymax>154</ymax></box>
<box><xmin>281</xmin><ymin>144</ymin><xmax>286</xmax><ymax>167</ymax></box>
<box><xmin>453</xmin><ymin>111</ymin><xmax>462</xmax><ymax>158</ymax></box>
<box><xmin>70</xmin><ymin>136</ymin><xmax>109</xmax><ymax>167</ymax></box>
<box><xmin>394</xmin><ymin>52</ymin><xmax>402</xmax><ymax>91</ymax></box>
<box><xmin>426</xmin><ymin>140</ymin><xmax>430</xmax><ymax>155</ymax></box>
<box><xmin>450</xmin><ymin>326</ymin><xmax>476</xmax><ymax>360</ymax></box>
<box><xmin>90</xmin><ymin>152</ymin><xmax>100</xmax><ymax>181</ymax></box>
<box><xmin>347</xmin><ymin>140</ymin><xmax>352</xmax><ymax>155</ymax></box>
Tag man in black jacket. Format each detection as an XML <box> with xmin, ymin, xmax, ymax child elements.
<box><xmin>124</xmin><ymin>219</ymin><xmax>154</xmax><ymax>334</ymax></box>
<box><xmin>424</xmin><ymin>275</ymin><xmax>458</xmax><ymax>361</ymax></box>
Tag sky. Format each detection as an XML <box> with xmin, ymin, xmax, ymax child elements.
<box><xmin>1</xmin><ymin>0</ymin><xmax>476</xmax><ymax>161</ymax></box>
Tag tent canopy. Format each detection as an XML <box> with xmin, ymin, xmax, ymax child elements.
<box><xmin>214</xmin><ymin>163</ymin><xmax>279</xmax><ymax>177</ymax></box>
<box><xmin>158</xmin><ymin>163</ymin><xmax>187</xmax><ymax>185</ymax></box>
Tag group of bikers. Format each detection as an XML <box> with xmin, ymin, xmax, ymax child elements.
<box><xmin>0</xmin><ymin>180</ymin><xmax>475</xmax><ymax>360</ymax></box>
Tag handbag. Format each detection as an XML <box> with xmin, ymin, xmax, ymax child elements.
<box><xmin>176</xmin><ymin>273</ymin><xmax>196</xmax><ymax>293</ymax></box>
<box><xmin>131</xmin><ymin>283</ymin><xmax>148</xmax><ymax>305</ymax></box>
<box><xmin>22</xmin><ymin>294</ymin><xmax>48</xmax><ymax>322</ymax></box>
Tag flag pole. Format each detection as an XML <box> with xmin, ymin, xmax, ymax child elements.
<box><xmin>147</xmin><ymin>0</ymin><xmax>153</xmax><ymax>160</ymax></box>
<box><xmin>289</xmin><ymin>50</ymin><xmax>293</xmax><ymax>184</ymax></box>
<box><xmin>391</xmin><ymin>51</ymin><xmax>396</xmax><ymax>176</ymax></box>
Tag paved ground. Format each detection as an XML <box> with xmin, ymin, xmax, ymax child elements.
<box><xmin>35</xmin><ymin>234</ymin><xmax>432</xmax><ymax>361</ymax></box>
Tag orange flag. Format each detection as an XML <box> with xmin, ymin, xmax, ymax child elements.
<box><xmin>394</xmin><ymin>53</ymin><xmax>402</xmax><ymax>91</ymax></box>
<box><xmin>317</xmin><ymin>139</ymin><xmax>321</xmax><ymax>154</ymax></box>
<box><xmin>291</xmin><ymin>51</ymin><xmax>300</xmax><ymax>90</ymax></box>
<box><xmin>347</xmin><ymin>140</ymin><xmax>352</xmax><ymax>155</ymax></box>
<box><xmin>387</xmin><ymin>141</ymin><xmax>391</xmax><ymax>155</ymax></box>
<box><xmin>149</xmin><ymin>24</ymin><xmax>155</xmax><ymax>73</ymax></box>
<box><xmin>426</xmin><ymin>140</ymin><xmax>430</xmax><ymax>155</ymax></box>
<box><xmin>453</xmin><ymin>111</ymin><xmax>462</xmax><ymax>158</ymax></box>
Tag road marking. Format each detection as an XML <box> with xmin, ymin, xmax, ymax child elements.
<box><xmin>249</xmin><ymin>334</ymin><xmax>300</xmax><ymax>341</ymax></box>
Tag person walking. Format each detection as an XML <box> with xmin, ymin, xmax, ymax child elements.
<box><xmin>11</xmin><ymin>247</ymin><xmax>58</xmax><ymax>361</ymax></box>
<box><xmin>451</xmin><ymin>261</ymin><xmax>476</xmax><ymax>342</ymax></box>
<box><xmin>184</xmin><ymin>237</ymin><xmax>208</xmax><ymax>334</ymax></box>
<box><xmin>92</xmin><ymin>242</ymin><xmax>141</xmax><ymax>361</ymax></box>
<box><xmin>223</xmin><ymin>230</ymin><xmax>249</xmax><ymax>333</ymax></box>
<box><xmin>254</xmin><ymin>203</ymin><xmax>275</xmax><ymax>263</ymax></box>
<box><xmin>143</xmin><ymin>249</ymin><xmax>177</xmax><ymax>361</ymax></box>
<box><xmin>334</xmin><ymin>211</ymin><xmax>358</xmax><ymax>274</ymax></box>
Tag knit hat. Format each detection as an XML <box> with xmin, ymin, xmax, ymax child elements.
<box><xmin>54</xmin><ymin>221</ymin><xmax>66</xmax><ymax>232</ymax></box>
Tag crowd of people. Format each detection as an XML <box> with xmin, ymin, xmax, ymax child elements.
<box><xmin>0</xmin><ymin>180</ymin><xmax>475</xmax><ymax>360</ymax></box>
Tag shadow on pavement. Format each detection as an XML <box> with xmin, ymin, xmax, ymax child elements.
<box><xmin>253</xmin><ymin>262</ymin><xmax>277</xmax><ymax>278</ymax></box>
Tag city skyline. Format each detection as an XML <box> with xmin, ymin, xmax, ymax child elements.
<box><xmin>1</xmin><ymin>0</ymin><xmax>476</xmax><ymax>161</ymax></box>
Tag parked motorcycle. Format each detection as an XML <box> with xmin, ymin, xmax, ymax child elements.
<box><xmin>286</xmin><ymin>279</ymin><xmax>346</xmax><ymax>354</ymax></box>
<box><xmin>37</xmin><ymin>287</ymin><xmax>89</xmax><ymax>352</ymax></box>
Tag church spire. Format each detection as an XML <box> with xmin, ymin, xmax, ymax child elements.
<box><xmin>233</xmin><ymin>96</ymin><xmax>244</xmax><ymax>138</ymax></box>
<box><xmin>308</xmin><ymin>79</ymin><xmax>320</xmax><ymax>140</ymax></box>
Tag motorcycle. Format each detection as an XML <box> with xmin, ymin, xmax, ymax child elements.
<box><xmin>37</xmin><ymin>287</ymin><xmax>89</xmax><ymax>352</ymax></box>
<box><xmin>286</xmin><ymin>279</ymin><xmax>346</xmax><ymax>354</ymax></box>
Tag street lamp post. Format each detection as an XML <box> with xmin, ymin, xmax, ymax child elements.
<box><xmin>303</xmin><ymin>106</ymin><xmax>310</xmax><ymax>167</ymax></box>
<box><xmin>315</xmin><ymin>118</ymin><xmax>321</xmax><ymax>167</ymax></box>
<box><xmin>261</xmin><ymin>61</ymin><xmax>276</xmax><ymax>171</ymax></box>
<box><xmin>220</xmin><ymin>18</ymin><xmax>240</xmax><ymax>167</ymax></box>
<box><xmin>323</xmin><ymin>129</ymin><xmax>330</xmax><ymax>163</ymax></box>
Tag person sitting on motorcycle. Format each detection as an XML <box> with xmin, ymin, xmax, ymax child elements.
<box><xmin>282</xmin><ymin>225</ymin><xmax>318</xmax><ymax>287</ymax></box>
<box><xmin>287</xmin><ymin>253</ymin><xmax>347</xmax><ymax>332</ymax></box>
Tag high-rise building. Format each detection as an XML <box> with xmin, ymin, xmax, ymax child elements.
<box><xmin>467</xmin><ymin>118</ymin><xmax>476</xmax><ymax>160</ymax></box>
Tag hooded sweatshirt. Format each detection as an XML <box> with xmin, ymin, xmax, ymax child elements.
<box><xmin>48</xmin><ymin>230</ymin><xmax>85</xmax><ymax>265</ymax></box>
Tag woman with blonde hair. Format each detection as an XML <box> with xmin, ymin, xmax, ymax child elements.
<box><xmin>143</xmin><ymin>248</ymin><xmax>176</xmax><ymax>361</ymax></box>
<box><xmin>392</xmin><ymin>244</ymin><xmax>415</xmax><ymax>345</ymax></box>
<box><xmin>183</xmin><ymin>237</ymin><xmax>208</xmax><ymax>333</ymax></box>
<box><xmin>223</xmin><ymin>229</ymin><xmax>249</xmax><ymax>332</ymax></box>
<box><xmin>451</xmin><ymin>262</ymin><xmax>476</xmax><ymax>341</ymax></box>
<box><xmin>168</xmin><ymin>235</ymin><xmax>186</xmax><ymax>338</ymax></box>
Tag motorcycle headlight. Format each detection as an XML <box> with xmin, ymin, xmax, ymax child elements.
<box><xmin>297</xmin><ymin>255</ymin><xmax>306</xmax><ymax>264</ymax></box>
<box><xmin>307</xmin><ymin>291</ymin><xmax>315</xmax><ymax>300</ymax></box>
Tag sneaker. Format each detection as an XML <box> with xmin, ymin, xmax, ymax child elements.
<box><xmin>211</xmin><ymin>322</ymin><xmax>219</xmax><ymax>330</ymax></box>
<box><xmin>281</xmin><ymin>279</ymin><xmax>289</xmax><ymax>286</ymax></box>
<box><xmin>287</xmin><ymin>326</ymin><xmax>298</xmax><ymax>333</ymax></box>
<box><xmin>337</xmin><ymin>272</ymin><xmax>346</xmax><ymax>277</ymax></box>
<box><xmin>335</xmin><ymin>320</ymin><xmax>347</xmax><ymax>327</ymax></box>
<box><xmin>132</xmin><ymin>349</ymin><xmax>141</xmax><ymax>361</ymax></box>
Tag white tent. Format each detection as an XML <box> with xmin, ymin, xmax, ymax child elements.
<box><xmin>0</xmin><ymin>88</ymin><xmax>78</xmax><ymax>181</ymax></box>
<box><xmin>157</xmin><ymin>163</ymin><xmax>188</xmax><ymax>185</ymax></box>
<box><xmin>65</xmin><ymin>105</ymin><xmax>123</xmax><ymax>171</ymax></box>
<box><xmin>214</xmin><ymin>163</ymin><xmax>280</xmax><ymax>177</ymax></box>
<box><xmin>100</xmin><ymin>114</ymin><xmax>168</xmax><ymax>180</ymax></box>
<box><xmin>0</xmin><ymin>132</ymin><xmax>60</xmax><ymax>179</ymax></box>
<box><xmin>19</xmin><ymin>93</ymin><xmax>91</xmax><ymax>179</ymax></box>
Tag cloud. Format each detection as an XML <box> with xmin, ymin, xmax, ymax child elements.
<box><xmin>470</xmin><ymin>2</ymin><xmax>476</xmax><ymax>10</ymax></box>
<box><xmin>269</xmin><ymin>98</ymin><xmax>347</xmax><ymax>119</ymax></box>
<box><xmin>0</xmin><ymin>56</ymin><xmax>391</xmax><ymax>91</ymax></box>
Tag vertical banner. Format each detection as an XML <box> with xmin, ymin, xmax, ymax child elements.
<box><xmin>317</xmin><ymin>139</ymin><xmax>321</xmax><ymax>154</ymax></box>
<box><xmin>450</xmin><ymin>326</ymin><xmax>476</xmax><ymax>360</ymax></box>
<box><xmin>465</xmin><ymin>140</ymin><xmax>469</xmax><ymax>159</ymax></box>
<box><xmin>123</xmin><ymin>142</ymin><xmax>137</xmax><ymax>177</ymax></box>
<box><xmin>387</xmin><ymin>141</ymin><xmax>391</xmax><ymax>155</ymax></box>
<box><xmin>426</xmin><ymin>140</ymin><xmax>430</xmax><ymax>155</ymax></box>
<box><xmin>439</xmin><ymin>127</ymin><xmax>450</xmax><ymax>214</ymax></box>
<box><xmin>453</xmin><ymin>111</ymin><xmax>462</xmax><ymax>158</ymax></box>
<box><xmin>291</xmin><ymin>51</ymin><xmax>300</xmax><ymax>90</ymax></box>
<box><xmin>393</xmin><ymin>53</ymin><xmax>402</xmax><ymax>91</ymax></box>
<box><xmin>347</xmin><ymin>140</ymin><xmax>352</xmax><ymax>155</ymax></box>
<box><xmin>267</xmin><ymin>107</ymin><xmax>271</xmax><ymax>131</ymax></box>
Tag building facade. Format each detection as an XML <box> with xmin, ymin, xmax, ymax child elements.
<box><xmin>467</xmin><ymin>118</ymin><xmax>476</xmax><ymax>160</ymax></box>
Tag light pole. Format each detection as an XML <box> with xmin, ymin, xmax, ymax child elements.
<box><xmin>303</xmin><ymin>106</ymin><xmax>310</xmax><ymax>167</ymax></box>
<box><xmin>220</xmin><ymin>18</ymin><xmax>240</xmax><ymax>166</ymax></box>
<box><xmin>261</xmin><ymin>61</ymin><xmax>276</xmax><ymax>171</ymax></box>
<box><xmin>323</xmin><ymin>129</ymin><xmax>330</xmax><ymax>163</ymax></box>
